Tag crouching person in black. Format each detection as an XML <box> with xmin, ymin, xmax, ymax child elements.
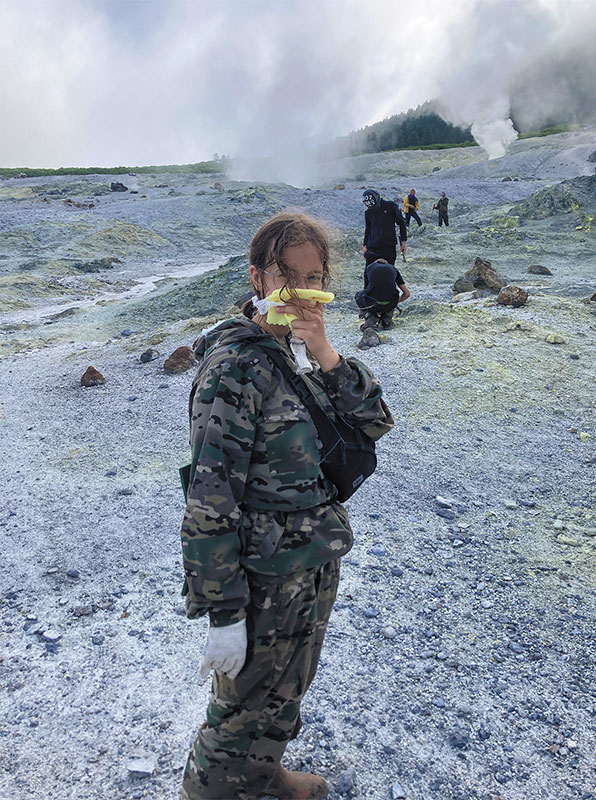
<box><xmin>355</xmin><ymin>258</ymin><xmax>411</xmax><ymax>330</ymax></box>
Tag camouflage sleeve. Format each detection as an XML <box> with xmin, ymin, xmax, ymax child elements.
<box><xmin>320</xmin><ymin>356</ymin><xmax>394</xmax><ymax>441</ymax></box>
<box><xmin>181</xmin><ymin>354</ymin><xmax>264</xmax><ymax>626</ymax></box>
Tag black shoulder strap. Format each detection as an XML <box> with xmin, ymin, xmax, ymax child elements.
<box><xmin>260</xmin><ymin>345</ymin><xmax>346</xmax><ymax>460</ymax></box>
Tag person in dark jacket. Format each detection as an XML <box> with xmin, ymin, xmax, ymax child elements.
<box><xmin>362</xmin><ymin>189</ymin><xmax>407</xmax><ymax>266</ymax></box>
<box><xmin>433</xmin><ymin>192</ymin><xmax>449</xmax><ymax>226</ymax></box>
<box><xmin>355</xmin><ymin>258</ymin><xmax>411</xmax><ymax>330</ymax></box>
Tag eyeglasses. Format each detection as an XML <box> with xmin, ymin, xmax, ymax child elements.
<box><xmin>261</xmin><ymin>268</ymin><xmax>325</xmax><ymax>289</ymax></box>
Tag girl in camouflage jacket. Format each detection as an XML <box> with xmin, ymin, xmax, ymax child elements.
<box><xmin>180</xmin><ymin>213</ymin><xmax>394</xmax><ymax>800</ymax></box>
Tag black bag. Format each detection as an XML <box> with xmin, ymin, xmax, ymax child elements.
<box><xmin>263</xmin><ymin>346</ymin><xmax>377</xmax><ymax>502</ymax></box>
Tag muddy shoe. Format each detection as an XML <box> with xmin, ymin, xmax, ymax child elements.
<box><xmin>360</xmin><ymin>315</ymin><xmax>379</xmax><ymax>331</ymax></box>
<box><xmin>264</xmin><ymin>766</ymin><xmax>329</xmax><ymax>799</ymax></box>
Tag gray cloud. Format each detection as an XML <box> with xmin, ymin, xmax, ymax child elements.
<box><xmin>0</xmin><ymin>0</ymin><xmax>593</xmax><ymax>177</ymax></box>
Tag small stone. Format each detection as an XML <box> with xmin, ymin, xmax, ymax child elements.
<box><xmin>337</xmin><ymin>766</ymin><xmax>356</xmax><ymax>793</ymax></box>
<box><xmin>504</xmin><ymin>499</ymin><xmax>518</xmax><ymax>509</ymax></box>
<box><xmin>118</xmin><ymin>488</ymin><xmax>134</xmax><ymax>496</ymax></box>
<box><xmin>557</xmin><ymin>535</ymin><xmax>582</xmax><ymax>547</ymax></box>
<box><xmin>435</xmin><ymin>496</ymin><xmax>452</xmax><ymax>508</ymax></box>
<box><xmin>579</xmin><ymin>432</ymin><xmax>591</xmax><ymax>442</ymax></box>
<box><xmin>381</xmin><ymin>626</ymin><xmax>397</xmax><ymax>639</ymax></box>
<box><xmin>497</xmin><ymin>285</ymin><xmax>528</xmax><ymax>307</ymax></box>
<box><xmin>369</xmin><ymin>545</ymin><xmax>387</xmax><ymax>556</ymax></box>
<box><xmin>158</xmin><ymin>383</ymin><xmax>169</xmax><ymax>389</ymax></box>
<box><xmin>333</xmin><ymin>183</ymin><xmax>345</xmax><ymax>190</ymax></box>
<box><xmin>66</xmin><ymin>569</ymin><xmax>80</xmax><ymax>579</ymax></box>
<box><xmin>105</xmin><ymin>469</ymin><xmax>117</xmax><ymax>477</ymax></box>
<box><xmin>42</xmin><ymin>630</ymin><xmax>62</xmax><ymax>643</ymax></box>
<box><xmin>390</xmin><ymin>782</ymin><xmax>406</xmax><ymax>800</ymax></box>
<box><xmin>120</xmin><ymin>328</ymin><xmax>133</xmax><ymax>337</ymax></box>
<box><xmin>46</xmin><ymin>566</ymin><xmax>60</xmax><ymax>575</ymax></box>
<box><xmin>448</xmin><ymin>729</ymin><xmax>469</xmax><ymax>749</ymax></box>
<box><xmin>570</xmin><ymin>354</ymin><xmax>580</xmax><ymax>360</ymax></box>
<box><xmin>140</xmin><ymin>348</ymin><xmax>160</xmax><ymax>363</ymax></box>
<box><xmin>126</xmin><ymin>755</ymin><xmax>157</xmax><ymax>777</ymax></box>
<box><xmin>110</xmin><ymin>181</ymin><xmax>128</xmax><ymax>192</ymax></box>
<box><xmin>164</xmin><ymin>346</ymin><xmax>196</xmax><ymax>374</ymax></box>
<box><xmin>527</xmin><ymin>264</ymin><xmax>552</xmax><ymax>275</ymax></box>
<box><xmin>545</xmin><ymin>333</ymin><xmax>565</xmax><ymax>344</ymax></box>
<box><xmin>80</xmin><ymin>366</ymin><xmax>106</xmax><ymax>387</ymax></box>
<box><xmin>436</xmin><ymin>508</ymin><xmax>456</xmax><ymax>520</ymax></box>
<box><xmin>357</xmin><ymin>327</ymin><xmax>381</xmax><ymax>350</ymax></box>
<box><xmin>363</xmin><ymin>607</ymin><xmax>380</xmax><ymax>619</ymax></box>
<box><xmin>553</xmin><ymin>519</ymin><xmax>565</xmax><ymax>531</ymax></box>
<box><xmin>127</xmin><ymin>395</ymin><xmax>138</xmax><ymax>402</ymax></box>
<box><xmin>389</xmin><ymin>566</ymin><xmax>404</xmax><ymax>577</ymax></box>
<box><xmin>92</xmin><ymin>634</ymin><xmax>105</xmax><ymax>645</ymax></box>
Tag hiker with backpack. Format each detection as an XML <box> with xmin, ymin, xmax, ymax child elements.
<box><xmin>179</xmin><ymin>212</ymin><xmax>394</xmax><ymax>800</ymax></box>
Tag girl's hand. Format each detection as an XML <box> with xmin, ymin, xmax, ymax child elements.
<box><xmin>276</xmin><ymin>301</ymin><xmax>340</xmax><ymax>372</ymax></box>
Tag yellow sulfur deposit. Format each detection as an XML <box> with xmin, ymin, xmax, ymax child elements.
<box><xmin>264</xmin><ymin>288</ymin><xmax>334</xmax><ymax>326</ymax></box>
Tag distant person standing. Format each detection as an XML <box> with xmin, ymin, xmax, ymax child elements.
<box><xmin>355</xmin><ymin>258</ymin><xmax>411</xmax><ymax>330</ymax></box>
<box><xmin>433</xmin><ymin>192</ymin><xmax>449</xmax><ymax>227</ymax></box>
<box><xmin>404</xmin><ymin>188</ymin><xmax>422</xmax><ymax>227</ymax></box>
<box><xmin>362</xmin><ymin>189</ymin><xmax>407</xmax><ymax>267</ymax></box>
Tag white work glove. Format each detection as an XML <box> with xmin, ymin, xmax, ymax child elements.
<box><xmin>199</xmin><ymin>618</ymin><xmax>247</xmax><ymax>681</ymax></box>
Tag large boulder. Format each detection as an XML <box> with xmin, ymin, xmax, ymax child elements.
<box><xmin>80</xmin><ymin>366</ymin><xmax>106</xmax><ymax>387</ymax></box>
<box><xmin>497</xmin><ymin>285</ymin><xmax>528</xmax><ymax>308</ymax></box>
<box><xmin>110</xmin><ymin>181</ymin><xmax>128</xmax><ymax>192</ymax></box>
<box><xmin>453</xmin><ymin>257</ymin><xmax>506</xmax><ymax>293</ymax></box>
<box><xmin>163</xmin><ymin>346</ymin><xmax>196</xmax><ymax>374</ymax></box>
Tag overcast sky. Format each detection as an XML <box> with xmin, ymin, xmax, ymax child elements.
<box><xmin>0</xmin><ymin>0</ymin><xmax>593</xmax><ymax>168</ymax></box>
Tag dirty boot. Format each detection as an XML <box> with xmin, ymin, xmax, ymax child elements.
<box><xmin>264</xmin><ymin>765</ymin><xmax>329</xmax><ymax>799</ymax></box>
<box><xmin>380</xmin><ymin>311</ymin><xmax>394</xmax><ymax>330</ymax></box>
<box><xmin>360</xmin><ymin>313</ymin><xmax>379</xmax><ymax>331</ymax></box>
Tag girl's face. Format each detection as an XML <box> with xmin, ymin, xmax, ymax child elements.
<box><xmin>250</xmin><ymin>242</ymin><xmax>325</xmax><ymax>299</ymax></box>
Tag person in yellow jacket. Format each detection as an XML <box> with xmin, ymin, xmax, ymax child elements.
<box><xmin>404</xmin><ymin>188</ymin><xmax>423</xmax><ymax>227</ymax></box>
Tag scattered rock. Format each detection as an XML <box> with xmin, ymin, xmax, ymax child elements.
<box><xmin>453</xmin><ymin>257</ymin><xmax>506</xmax><ymax>294</ymax></box>
<box><xmin>497</xmin><ymin>285</ymin><xmax>528</xmax><ymax>307</ymax></box>
<box><xmin>453</xmin><ymin>290</ymin><xmax>483</xmax><ymax>302</ymax></box>
<box><xmin>71</xmin><ymin>257</ymin><xmax>121</xmax><ymax>273</ymax></box>
<box><xmin>337</xmin><ymin>767</ymin><xmax>357</xmax><ymax>793</ymax></box>
<box><xmin>381</xmin><ymin>626</ymin><xmax>397</xmax><ymax>639</ymax></box>
<box><xmin>120</xmin><ymin>329</ymin><xmax>133</xmax><ymax>337</ymax></box>
<box><xmin>92</xmin><ymin>634</ymin><xmax>105</xmax><ymax>645</ymax></box>
<box><xmin>557</xmin><ymin>535</ymin><xmax>582</xmax><ymax>547</ymax></box>
<box><xmin>504</xmin><ymin>499</ymin><xmax>518</xmax><ymax>509</ymax></box>
<box><xmin>545</xmin><ymin>333</ymin><xmax>565</xmax><ymax>344</ymax></box>
<box><xmin>80</xmin><ymin>366</ymin><xmax>106</xmax><ymax>387</ymax></box>
<box><xmin>589</xmin><ymin>291</ymin><xmax>596</xmax><ymax>302</ymax></box>
<box><xmin>587</xmin><ymin>150</ymin><xmax>596</xmax><ymax>163</ymax></box>
<box><xmin>502</xmin><ymin>176</ymin><xmax>512</xmax><ymax>182</ymax></box>
<box><xmin>126</xmin><ymin>755</ymin><xmax>157</xmax><ymax>778</ymax></box>
<box><xmin>432</xmin><ymin>166</ymin><xmax>441</xmax><ymax>172</ymax></box>
<box><xmin>579</xmin><ymin>432</ymin><xmax>591</xmax><ymax>442</ymax></box>
<box><xmin>163</xmin><ymin>346</ymin><xmax>196</xmax><ymax>374</ymax></box>
<box><xmin>212</xmin><ymin>182</ymin><xmax>224</xmax><ymax>191</ymax></box>
<box><xmin>110</xmin><ymin>182</ymin><xmax>128</xmax><ymax>192</ymax></box>
<box><xmin>140</xmin><ymin>348</ymin><xmax>160</xmax><ymax>363</ymax></box>
<box><xmin>333</xmin><ymin>184</ymin><xmax>345</xmax><ymax>190</ymax></box>
<box><xmin>390</xmin><ymin>781</ymin><xmax>406</xmax><ymax>799</ymax></box>
<box><xmin>527</xmin><ymin>264</ymin><xmax>552</xmax><ymax>275</ymax></box>
<box><xmin>42</xmin><ymin>630</ymin><xmax>62</xmax><ymax>643</ymax></box>
<box><xmin>357</xmin><ymin>328</ymin><xmax>381</xmax><ymax>349</ymax></box>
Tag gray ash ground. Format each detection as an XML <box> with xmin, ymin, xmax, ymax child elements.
<box><xmin>1</xmin><ymin>130</ymin><xmax>595</xmax><ymax>800</ymax></box>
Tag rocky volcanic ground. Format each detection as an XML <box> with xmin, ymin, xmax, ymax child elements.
<box><xmin>1</xmin><ymin>129</ymin><xmax>595</xmax><ymax>800</ymax></box>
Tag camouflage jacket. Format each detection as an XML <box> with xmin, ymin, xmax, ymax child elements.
<box><xmin>180</xmin><ymin>317</ymin><xmax>394</xmax><ymax>626</ymax></box>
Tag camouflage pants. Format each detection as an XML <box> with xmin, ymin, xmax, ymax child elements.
<box><xmin>181</xmin><ymin>559</ymin><xmax>340</xmax><ymax>800</ymax></box>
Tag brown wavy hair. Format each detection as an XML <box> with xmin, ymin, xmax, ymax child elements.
<box><xmin>249</xmin><ymin>213</ymin><xmax>331</xmax><ymax>304</ymax></box>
